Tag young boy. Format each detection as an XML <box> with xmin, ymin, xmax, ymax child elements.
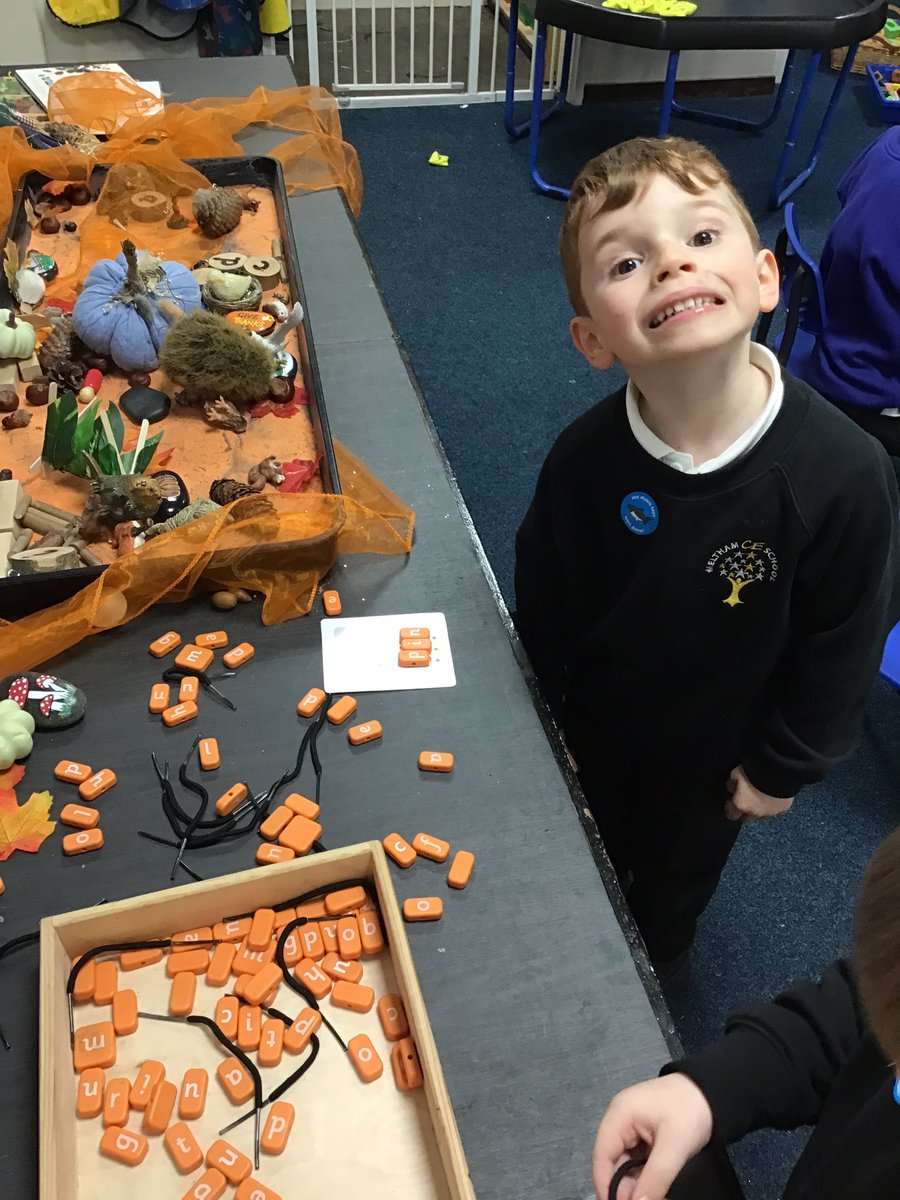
<box><xmin>514</xmin><ymin>137</ymin><xmax>900</xmax><ymax>975</ymax></box>
<box><xmin>590</xmin><ymin>824</ymin><xmax>900</xmax><ymax>1200</ymax></box>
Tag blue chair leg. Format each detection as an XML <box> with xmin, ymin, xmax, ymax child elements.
<box><xmin>770</xmin><ymin>46</ymin><xmax>858</xmax><ymax>207</ymax></box>
<box><xmin>671</xmin><ymin>50</ymin><xmax>796</xmax><ymax>132</ymax></box>
<box><xmin>528</xmin><ymin>22</ymin><xmax>573</xmax><ymax>198</ymax></box>
<box><xmin>657</xmin><ymin>50</ymin><xmax>680</xmax><ymax>136</ymax></box>
<box><xmin>505</xmin><ymin>5</ymin><xmax>573</xmax><ymax>141</ymax></box>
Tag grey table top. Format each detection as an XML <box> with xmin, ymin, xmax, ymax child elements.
<box><xmin>0</xmin><ymin>57</ymin><xmax>740</xmax><ymax>1200</ymax></box>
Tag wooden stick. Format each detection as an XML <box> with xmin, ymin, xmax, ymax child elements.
<box><xmin>11</xmin><ymin>529</ymin><xmax>32</xmax><ymax>553</ymax></box>
<box><xmin>131</xmin><ymin>419</ymin><xmax>149</xmax><ymax>475</ymax></box>
<box><xmin>27</xmin><ymin>497</ymin><xmax>79</xmax><ymax>523</ymax></box>
<box><xmin>99</xmin><ymin>410</ymin><xmax>126</xmax><ymax>474</ymax></box>
<box><xmin>73</xmin><ymin>540</ymin><xmax>103</xmax><ymax>567</ymax></box>
<box><xmin>21</xmin><ymin>509</ymin><xmax>73</xmax><ymax>534</ymax></box>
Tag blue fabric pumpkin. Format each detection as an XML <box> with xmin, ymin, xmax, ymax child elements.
<box><xmin>73</xmin><ymin>240</ymin><xmax>201</xmax><ymax>372</ymax></box>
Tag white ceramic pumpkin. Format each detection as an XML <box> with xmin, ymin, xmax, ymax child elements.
<box><xmin>0</xmin><ymin>698</ymin><xmax>34</xmax><ymax>768</ymax></box>
<box><xmin>0</xmin><ymin>310</ymin><xmax>37</xmax><ymax>361</ymax></box>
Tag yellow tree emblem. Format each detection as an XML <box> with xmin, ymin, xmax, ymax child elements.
<box><xmin>719</xmin><ymin>547</ymin><xmax>766</xmax><ymax>607</ymax></box>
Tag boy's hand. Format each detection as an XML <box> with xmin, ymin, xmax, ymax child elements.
<box><xmin>725</xmin><ymin>766</ymin><xmax>794</xmax><ymax>822</ymax></box>
<box><xmin>592</xmin><ymin>1074</ymin><xmax>714</xmax><ymax>1200</ymax></box>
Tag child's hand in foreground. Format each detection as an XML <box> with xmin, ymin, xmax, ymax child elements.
<box><xmin>725</xmin><ymin>765</ymin><xmax>794</xmax><ymax>822</ymax></box>
<box><xmin>592</xmin><ymin>1074</ymin><xmax>714</xmax><ymax>1200</ymax></box>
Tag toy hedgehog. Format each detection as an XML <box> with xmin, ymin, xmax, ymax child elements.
<box><xmin>158</xmin><ymin>308</ymin><xmax>273</xmax><ymax>411</ymax></box>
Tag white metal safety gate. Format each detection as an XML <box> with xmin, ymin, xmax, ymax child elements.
<box><xmin>287</xmin><ymin>0</ymin><xmax>576</xmax><ymax>107</ymax></box>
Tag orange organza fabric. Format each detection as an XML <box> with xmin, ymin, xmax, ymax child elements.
<box><xmin>0</xmin><ymin>442</ymin><xmax>415</xmax><ymax>675</ymax></box>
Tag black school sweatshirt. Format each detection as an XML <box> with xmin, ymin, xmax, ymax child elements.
<box><xmin>515</xmin><ymin>376</ymin><xmax>900</xmax><ymax>797</ymax></box>
<box><xmin>665</xmin><ymin>961</ymin><xmax>899</xmax><ymax>1198</ymax></box>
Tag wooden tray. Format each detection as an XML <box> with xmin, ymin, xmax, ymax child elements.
<box><xmin>39</xmin><ymin>842</ymin><xmax>475</xmax><ymax>1200</ymax></box>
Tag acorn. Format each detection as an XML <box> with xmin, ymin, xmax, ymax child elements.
<box><xmin>128</xmin><ymin>371</ymin><xmax>152</xmax><ymax>389</ymax></box>
<box><xmin>83</xmin><ymin>355</ymin><xmax>109</xmax><ymax>373</ymax></box>
<box><xmin>66</xmin><ymin>183</ymin><xmax>91</xmax><ymax>206</ymax></box>
<box><xmin>192</xmin><ymin>186</ymin><xmax>244</xmax><ymax>238</ymax></box>
<box><xmin>40</xmin><ymin>215</ymin><xmax>60</xmax><ymax>235</ymax></box>
<box><xmin>25</xmin><ymin>382</ymin><xmax>50</xmax><ymax>406</ymax></box>
<box><xmin>0</xmin><ymin>389</ymin><xmax>19</xmax><ymax>413</ymax></box>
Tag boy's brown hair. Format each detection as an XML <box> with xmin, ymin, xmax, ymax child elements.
<box><xmin>856</xmin><ymin>826</ymin><xmax>900</xmax><ymax>1067</ymax></box>
<box><xmin>560</xmin><ymin>136</ymin><xmax>761</xmax><ymax>315</ymax></box>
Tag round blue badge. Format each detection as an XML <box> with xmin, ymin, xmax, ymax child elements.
<box><xmin>621</xmin><ymin>492</ymin><xmax>659</xmax><ymax>536</ymax></box>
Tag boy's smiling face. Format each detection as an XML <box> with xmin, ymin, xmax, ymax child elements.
<box><xmin>570</xmin><ymin>173</ymin><xmax>778</xmax><ymax>374</ymax></box>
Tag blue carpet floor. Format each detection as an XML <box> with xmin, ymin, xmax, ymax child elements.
<box><xmin>341</xmin><ymin>60</ymin><xmax>900</xmax><ymax>1200</ymax></box>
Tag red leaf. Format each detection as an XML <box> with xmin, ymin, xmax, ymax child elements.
<box><xmin>278</xmin><ymin>456</ymin><xmax>321</xmax><ymax>493</ymax></box>
<box><xmin>249</xmin><ymin>385</ymin><xmax>309</xmax><ymax>421</ymax></box>
<box><xmin>0</xmin><ymin>789</ymin><xmax>55</xmax><ymax>860</ymax></box>
<box><xmin>0</xmin><ymin>763</ymin><xmax>26</xmax><ymax>795</ymax></box>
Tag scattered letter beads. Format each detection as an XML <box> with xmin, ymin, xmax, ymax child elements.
<box><xmin>217</xmin><ymin>1057</ymin><xmax>256</xmax><ymax>1105</ymax></box>
<box><xmin>180</xmin><ymin>1068</ymin><xmax>209</xmax><ymax>1120</ymax></box>
<box><xmin>399</xmin><ymin>650</ymin><xmax>431</xmax><ymax>668</ymax></box>
<box><xmin>214</xmin><ymin>917</ymin><xmax>251</xmax><ymax>943</ymax></box>
<box><xmin>297</xmin><ymin>687</ymin><xmax>326</xmax><ymax>717</ymax></box>
<box><xmin>93</xmin><ymin>961</ymin><xmax>118</xmax><ymax>1004</ymax></box>
<box><xmin>175</xmin><ymin>644</ymin><xmax>214</xmax><ymax>673</ymax></box>
<box><xmin>294</xmin><ymin>959</ymin><xmax>331</xmax><ymax>999</ymax></box>
<box><xmin>223</xmin><ymin>642</ymin><xmax>254</xmax><ymax>669</ymax></box>
<box><xmin>165</xmin><ymin>1122</ymin><xmax>205</xmax><ymax>1174</ymax></box>
<box><xmin>248</xmin><ymin>907</ymin><xmax>276</xmax><ymax>951</ymax></box>
<box><xmin>326</xmin><ymin>695</ymin><xmax>357</xmax><ymax>725</ymax></box>
<box><xmin>103</xmin><ymin>1077</ymin><xmax>131</xmax><ymax>1127</ymax></box>
<box><xmin>404</xmin><ymin>896</ymin><xmax>444</xmax><ymax>922</ymax></box>
<box><xmin>337</xmin><ymin>915</ymin><xmax>362</xmax><ymax>959</ymax></box>
<box><xmin>149</xmin><ymin>682</ymin><xmax>170</xmax><ymax>714</ymax></box>
<box><xmin>76</xmin><ymin>1067</ymin><xmax>105</xmax><ymax>1118</ymax></box>
<box><xmin>130</xmin><ymin>1061</ymin><xmax>165</xmax><ymax>1110</ymax></box>
<box><xmin>112</xmin><ymin>989</ymin><xmax>138</xmax><ymax>1036</ymax></box>
<box><xmin>259</xmin><ymin>805</ymin><xmax>293</xmax><ymax>841</ymax></box>
<box><xmin>418</xmin><ymin>751</ymin><xmax>454</xmax><ymax>773</ymax></box>
<box><xmin>325</xmin><ymin>886</ymin><xmax>367</xmax><ymax>914</ymax></box>
<box><xmin>331</xmin><ymin>980</ymin><xmax>375</xmax><ymax>1013</ymax></box>
<box><xmin>63</xmin><ymin>828</ymin><xmax>104</xmax><ymax>856</ymax></box>
<box><xmin>237</xmin><ymin>1005</ymin><xmax>262</xmax><ymax>1051</ymax></box>
<box><xmin>172</xmin><ymin>926</ymin><xmax>213</xmax><ymax>951</ymax></box>
<box><xmin>322</xmin><ymin>589</ymin><xmax>342</xmax><ymax>616</ymax></box>
<box><xmin>195</xmin><ymin>631</ymin><xmax>228</xmax><ymax>650</ymax></box>
<box><xmin>78</xmin><ymin>768</ymin><xmax>116</xmax><ymax>801</ymax></box>
<box><xmin>378</xmin><ymin>994</ymin><xmax>410</xmax><ymax>1041</ymax></box>
<box><xmin>236</xmin><ymin>1181</ymin><xmax>282</xmax><ymax>1200</ymax></box>
<box><xmin>261</xmin><ymin>1100</ymin><xmax>295</xmax><ymax>1155</ymax></box>
<box><xmin>348</xmin><ymin>720</ymin><xmax>383</xmax><ymax>746</ymax></box>
<box><xmin>278</xmin><ymin>814</ymin><xmax>322</xmax><ymax>856</ymax></box>
<box><xmin>180</xmin><ymin>676</ymin><xmax>200</xmax><ymax>704</ymax></box>
<box><xmin>258</xmin><ymin>1018</ymin><xmax>285</xmax><ymax>1068</ymax></box>
<box><xmin>401</xmin><ymin>637</ymin><xmax>432</xmax><ymax>651</ymax></box>
<box><xmin>170</xmin><ymin>972</ymin><xmax>198</xmax><ymax>1017</ymax></box>
<box><xmin>60</xmin><ymin>804</ymin><xmax>100</xmax><ymax>830</ymax></box>
<box><xmin>54</xmin><ymin>760</ymin><xmax>93</xmax><ymax>783</ymax></box>
<box><xmin>181</xmin><ymin>1167</ymin><xmax>227</xmax><ymax>1200</ymax></box>
<box><xmin>206</xmin><ymin>1139</ymin><xmax>253</xmax><ymax>1184</ymax></box>
<box><xmin>383</xmin><ymin>833</ymin><xmax>417</xmax><ymax>868</ymax></box>
<box><xmin>100</xmin><ymin>1126</ymin><xmax>149</xmax><ymax>1166</ymax></box>
<box><xmin>257</xmin><ymin>844</ymin><xmax>295</xmax><ymax>866</ymax></box>
<box><xmin>120</xmin><ymin>948</ymin><xmax>163</xmax><ymax>971</ymax></box>
<box><xmin>359</xmin><ymin>908</ymin><xmax>385</xmax><ymax>955</ymax></box>
<box><xmin>215</xmin><ymin>783</ymin><xmax>248</xmax><ymax>816</ymax></box>
<box><xmin>412</xmin><ymin>832</ymin><xmax>450</xmax><ymax>862</ymax></box>
<box><xmin>198</xmin><ymin>738</ymin><xmax>220</xmax><ymax>771</ymax></box>
<box><xmin>206</xmin><ymin>942</ymin><xmax>237</xmax><ymax>988</ymax></box>
<box><xmin>74</xmin><ymin>1022</ymin><xmax>116</xmax><ymax>1071</ymax></box>
<box><xmin>321</xmin><ymin>953</ymin><xmax>363</xmax><ymax>984</ymax></box>
<box><xmin>392</xmin><ymin>1037</ymin><xmax>425</xmax><ymax>1091</ymax></box>
<box><xmin>347</xmin><ymin>1034</ymin><xmax>383</xmax><ymax>1083</ymax></box>
<box><xmin>299</xmin><ymin>922</ymin><xmax>324</xmax><ymax>960</ymax></box>
<box><xmin>166</xmin><ymin>948</ymin><xmax>210</xmax><ymax>976</ymax></box>
<box><xmin>400</xmin><ymin>626</ymin><xmax>429</xmax><ymax>640</ymax></box>
<box><xmin>72</xmin><ymin>958</ymin><xmax>95</xmax><ymax>1003</ymax></box>
<box><xmin>143</xmin><ymin>1079</ymin><xmax>178</xmax><ymax>1135</ymax></box>
<box><xmin>284</xmin><ymin>792</ymin><xmax>320</xmax><ymax>819</ymax></box>
<box><xmin>284</xmin><ymin>1007</ymin><xmax>321</xmax><ymax>1054</ymax></box>
<box><xmin>448</xmin><ymin>850</ymin><xmax>475</xmax><ymax>889</ymax></box>
<box><xmin>163</xmin><ymin>700</ymin><xmax>199</xmax><ymax>728</ymax></box>
<box><xmin>243</xmin><ymin>962</ymin><xmax>282</xmax><ymax>1007</ymax></box>
<box><xmin>149</xmin><ymin>630</ymin><xmax>181</xmax><ymax>657</ymax></box>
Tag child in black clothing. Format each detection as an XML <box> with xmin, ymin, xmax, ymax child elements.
<box><xmin>515</xmin><ymin>137</ymin><xmax>900</xmax><ymax>974</ymax></box>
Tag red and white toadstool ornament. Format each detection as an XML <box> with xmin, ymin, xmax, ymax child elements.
<box><xmin>0</xmin><ymin>672</ymin><xmax>86</xmax><ymax>731</ymax></box>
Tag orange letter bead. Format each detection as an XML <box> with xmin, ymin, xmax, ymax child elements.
<box><xmin>282</xmin><ymin>929</ymin><xmax>304</xmax><ymax>967</ymax></box>
<box><xmin>198</xmin><ymin>738</ymin><xmax>220</xmax><ymax>771</ymax></box>
<box><xmin>399</xmin><ymin>626</ymin><xmax>430</xmax><ymax>640</ymax></box>
<box><xmin>165</xmin><ymin>1122</ymin><xmax>204</xmax><ymax>1174</ymax></box>
<box><xmin>215</xmin><ymin>783</ymin><xmax>248</xmax><ymax>816</ymax></box>
<box><xmin>258</xmin><ymin>805</ymin><xmax>293</xmax><ymax>841</ymax></box>
<box><xmin>206</xmin><ymin>942</ymin><xmax>237</xmax><ymax>988</ymax></box>
<box><xmin>143</xmin><ymin>1078</ymin><xmax>178</xmax><ymax>1135</ymax></box>
<box><xmin>233</xmin><ymin>939</ymin><xmax>275</xmax><ymax>975</ymax></box>
<box><xmin>181</xmin><ymin>1167</ymin><xmax>227</xmax><ymax>1200</ymax></box>
<box><xmin>170</xmin><ymin>972</ymin><xmax>197</xmax><ymax>1017</ymax></box>
<box><xmin>331</xmin><ymin>980</ymin><xmax>375</xmax><ymax>1013</ymax></box>
<box><xmin>63</xmin><ymin>828</ymin><xmax>104</xmax><ymax>856</ymax></box>
<box><xmin>297</xmin><ymin>688</ymin><xmax>326</xmax><ymax>717</ymax></box>
<box><xmin>206</xmin><ymin>1139</ymin><xmax>253</xmax><ymax>1185</ymax></box>
<box><xmin>412</xmin><ymin>832</ymin><xmax>450</xmax><ymax>862</ymax></box>
<box><xmin>180</xmin><ymin>1068</ymin><xmax>209</xmax><ymax>1120</ymax></box>
<box><xmin>348</xmin><ymin>720</ymin><xmax>383</xmax><ymax>745</ymax></box>
<box><xmin>130</xmin><ymin>1060</ymin><xmax>165</xmax><ymax>1110</ymax></box>
<box><xmin>236</xmin><ymin>1181</ymin><xmax>283</xmax><ymax>1200</ymax></box>
<box><xmin>217</xmin><ymin>1057</ymin><xmax>256</xmax><ymax>1105</ymax></box>
<box><xmin>195</xmin><ymin>631</ymin><xmax>228</xmax><ymax>650</ymax></box>
<box><xmin>179</xmin><ymin>675</ymin><xmax>200</xmax><ymax>704</ymax></box>
<box><xmin>74</xmin><ymin>1022</ymin><xmax>116</xmax><ymax>1072</ymax></box>
<box><xmin>448</xmin><ymin>850</ymin><xmax>475</xmax><ymax>889</ymax></box>
<box><xmin>103</xmin><ymin>1077</ymin><xmax>131</xmax><ymax>1127</ymax></box>
<box><xmin>378</xmin><ymin>994</ymin><xmax>410</xmax><ymax>1041</ymax></box>
<box><xmin>237</xmin><ymin>1005</ymin><xmax>262</xmax><ymax>1051</ymax></box>
<box><xmin>120</xmin><ymin>947</ymin><xmax>163</xmax><ymax>971</ymax></box>
<box><xmin>60</xmin><ymin>804</ymin><xmax>100</xmax><ymax>830</ymax></box>
<box><xmin>112</xmin><ymin>989</ymin><xmax>138</xmax><ymax>1036</ymax></box>
<box><xmin>359</xmin><ymin>908</ymin><xmax>385</xmax><ymax>955</ymax></box>
<box><xmin>325</xmin><ymin>886</ymin><xmax>367</xmax><ymax>915</ymax></box>
<box><xmin>294</xmin><ymin>959</ymin><xmax>331</xmax><ymax>999</ymax></box>
<box><xmin>163</xmin><ymin>700</ymin><xmax>199</xmax><ymax>728</ymax></box>
<box><xmin>72</xmin><ymin>957</ymin><xmax>95</xmax><ymax>1003</ymax></box>
<box><xmin>418</xmin><ymin>750</ymin><xmax>454</xmax><ymax>773</ymax></box>
<box><xmin>149</xmin><ymin>682</ymin><xmax>171</xmax><ymax>714</ymax></box>
<box><xmin>383</xmin><ymin>833</ymin><xmax>416</xmax><ymax>868</ymax></box>
<box><xmin>175</xmin><ymin>644</ymin><xmax>214</xmax><ymax>673</ymax></box>
<box><xmin>322</xmin><ymin>589</ymin><xmax>342</xmax><ymax>616</ymax></box>
<box><xmin>348</xmin><ymin>1034</ymin><xmax>383</xmax><ymax>1083</ymax></box>
<box><xmin>283</xmin><ymin>1007</ymin><xmax>322</xmax><ymax>1054</ymax></box>
<box><xmin>299</xmin><ymin>921</ymin><xmax>325</xmax><ymax>960</ymax></box>
<box><xmin>93</xmin><ymin>961</ymin><xmax>118</xmax><ymax>1005</ymax></box>
<box><xmin>256</xmin><ymin>843</ymin><xmax>295</xmax><ymax>866</ymax></box>
<box><xmin>100</xmin><ymin>1126</ymin><xmax>149</xmax><ymax>1166</ymax></box>
<box><xmin>321</xmin><ymin>953</ymin><xmax>363</xmax><ymax>984</ymax></box>
<box><xmin>403</xmin><ymin>896</ymin><xmax>444</xmax><ymax>922</ymax></box>
<box><xmin>401</xmin><ymin>637</ymin><xmax>432</xmax><ymax>651</ymax></box>
<box><xmin>171</xmin><ymin>926</ymin><xmax>213</xmax><ymax>951</ymax></box>
<box><xmin>398</xmin><ymin>650</ymin><xmax>431</xmax><ymax>668</ymax></box>
<box><xmin>391</xmin><ymin>1037</ymin><xmax>425</xmax><ymax>1091</ymax></box>
<box><xmin>166</xmin><ymin>948</ymin><xmax>210</xmax><ymax>976</ymax></box>
<box><xmin>278</xmin><ymin>814</ymin><xmax>322</xmax><ymax>856</ymax></box>
<box><xmin>248</xmin><ymin>907</ymin><xmax>276</xmax><ymax>951</ymax></box>
<box><xmin>243</xmin><ymin>963</ymin><xmax>283</xmax><ymax>1007</ymax></box>
<box><xmin>76</xmin><ymin>1067</ymin><xmax>105</xmax><ymax>1118</ymax></box>
<box><xmin>326</xmin><ymin>695</ymin><xmax>357</xmax><ymax>725</ymax></box>
<box><xmin>149</xmin><ymin>630</ymin><xmax>181</xmax><ymax>657</ymax></box>
<box><xmin>214</xmin><ymin>917</ymin><xmax>251</xmax><ymax>943</ymax></box>
<box><xmin>337</xmin><ymin>915</ymin><xmax>362</xmax><ymax>960</ymax></box>
<box><xmin>284</xmin><ymin>792</ymin><xmax>320</xmax><ymax>819</ymax></box>
<box><xmin>319</xmin><ymin>919</ymin><xmax>339</xmax><ymax>953</ymax></box>
<box><xmin>258</xmin><ymin>1018</ymin><xmax>285</xmax><ymax>1068</ymax></box>
<box><xmin>261</xmin><ymin>1100</ymin><xmax>295</xmax><ymax>1155</ymax></box>
<box><xmin>78</xmin><ymin>768</ymin><xmax>117</xmax><ymax>801</ymax></box>
<box><xmin>223</xmin><ymin>642</ymin><xmax>254</xmax><ymax>669</ymax></box>
<box><xmin>55</xmin><ymin>759</ymin><xmax>92</xmax><ymax>783</ymax></box>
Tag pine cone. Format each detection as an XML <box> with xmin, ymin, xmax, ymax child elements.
<box><xmin>209</xmin><ymin>478</ymin><xmax>255</xmax><ymax>505</ymax></box>
<box><xmin>192</xmin><ymin>187</ymin><xmax>244</xmax><ymax>238</ymax></box>
<box><xmin>38</xmin><ymin>314</ymin><xmax>85</xmax><ymax>391</ymax></box>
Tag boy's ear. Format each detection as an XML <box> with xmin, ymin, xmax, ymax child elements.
<box><xmin>756</xmin><ymin>248</ymin><xmax>780</xmax><ymax>315</ymax></box>
<box><xmin>570</xmin><ymin>315</ymin><xmax>615</xmax><ymax>371</ymax></box>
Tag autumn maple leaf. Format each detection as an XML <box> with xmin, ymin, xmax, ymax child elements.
<box><xmin>0</xmin><ymin>788</ymin><xmax>55</xmax><ymax>860</ymax></box>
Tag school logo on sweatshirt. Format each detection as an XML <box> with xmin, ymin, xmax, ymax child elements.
<box><xmin>705</xmin><ymin>539</ymin><xmax>778</xmax><ymax>606</ymax></box>
<box><xmin>620</xmin><ymin>492</ymin><xmax>659</xmax><ymax>535</ymax></box>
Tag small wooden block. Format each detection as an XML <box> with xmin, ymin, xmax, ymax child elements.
<box><xmin>359</xmin><ymin>908</ymin><xmax>385</xmax><ymax>955</ymax></box>
<box><xmin>322</xmin><ymin>589</ymin><xmax>342</xmax><ymax>616</ymax></box>
<box><xmin>54</xmin><ymin>760</ymin><xmax>93</xmax><ymax>783</ymax></box>
<box><xmin>237</xmin><ymin>1005</ymin><xmax>262</xmax><ymax>1051</ymax></box>
<box><xmin>348</xmin><ymin>720</ymin><xmax>383</xmax><ymax>746</ymax></box>
<box><xmin>213</xmin><ymin>917</ymin><xmax>251</xmax><ymax>943</ymax></box>
<box><xmin>0</xmin><ymin>360</ymin><xmax>18</xmax><ymax>387</ymax></box>
<box><xmin>206</xmin><ymin>1139</ymin><xmax>253</xmax><ymax>1185</ymax></box>
<box><xmin>237</xmin><ymin>1180</ymin><xmax>282</xmax><ymax>1200</ymax></box>
<box><xmin>321</xmin><ymin>953</ymin><xmax>364</xmax><ymax>984</ymax></box>
<box><xmin>207</xmin><ymin>253</ymin><xmax>248</xmax><ymax>273</ymax></box>
<box><xmin>377</xmin><ymin>993</ymin><xmax>410</xmax><ymax>1042</ymax></box>
<box><xmin>243</xmin><ymin>254</ymin><xmax>283</xmax><ymax>288</ymax></box>
<box><xmin>179</xmin><ymin>1068</ymin><xmax>209</xmax><ymax>1120</ymax></box>
<box><xmin>347</xmin><ymin>1034</ymin><xmax>383</xmax><ymax>1083</ymax></box>
<box><xmin>206</xmin><ymin>942</ymin><xmax>237</xmax><ymax>988</ymax></box>
<box><xmin>100</xmin><ymin>1126</ymin><xmax>149</xmax><ymax>1166</ymax></box>
<box><xmin>112</xmin><ymin>989</ymin><xmax>138</xmax><ymax>1036</ymax></box>
<box><xmin>242</xmin><ymin>961</ymin><xmax>282</xmax><ymax>1007</ymax></box>
<box><xmin>163</xmin><ymin>700</ymin><xmax>199</xmax><ymax>727</ymax></box>
<box><xmin>403</xmin><ymin>896</ymin><xmax>444</xmax><ymax>922</ymax></box>
<box><xmin>399</xmin><ymin>626</ymin><xmax>430</xmax><ymax>640</ymax></box>
<box><xmin>278</xmin><ymin>814</ymin><xmax>322</xmax><ymax>856</ymax></box>
<box><xmin>103</xmin><ymin>1077</ymin><xmax>131</xmax><ymax>1127</ymax></box>
<box><xmin>76</xmin><ymin>1067</ymin><xmax>105</xmax><ymax>1118</ymax></box>
<box><xmin>284</xmin><ymin>793</ymin><xmax>320</xmax><ymax>819</ymax></box>
<box><xmin>418</xmin><ymin>750</ymin><xmax>454</xmax><ymax>773</ymax></box>
<box><xmin>283</xmin><ymin>1006</ymin><xmax>321</xmax><ymax>1054</ymax></box>
<box><xmin>175</xmin><ymin>644</ymin><xmax>214</xmax><ymax>672</ymax></box>
<box><xmin>248</xmin><ymin>907</ymin><xmax>276</xmax><ymax>951</ymax></box>
<box><xmin>143</xmin><ymin>1078</ymin><xmax>178</xmax><ymax>1135</ymax></box>
<box><xmin>326</xmin><ymin>694</ymin><xmax>357</xmax><ymax>725</ymax></box>
<box><xmin>149</xmin><ymin>631</ymin><xmax>181</xmax><ymax>657</ymax></box>
<box><xmin>217</xmin><ymin>1057</ymin><xmax>256</xmax><ymax>1105</ymax></box>
<box><xmin>18</xmin><ymin>352</ymin><xmax>43</xmax><ymax>381</ymax></box>
<box><xmin>60</xmin><ymin>804</ymin><xmax>100</xmax><ymax>830</ymax></box>
<box><xmin>215</xmin><ymin>996</ymin><xmax>240</xmax><ymax>1041</ymax></box>
<box><xmin>198</xmin><ymin>738</ymin><xmax>220</xmax><ymax>771</ymax></box>
<box><xmin>78</xmin><ymin>768</ymin><xmax>116</xmax><ymax>801</ymax></box>
<box><xmin>297</xmin><ymin>687</ymin><xmax>326</xmax><ymax>717</ymax></box>
<box><xmin>294</xmin><ymin>958</ymin><xmax>331</xmax><ymax>999</ymax></box>
<box><xmin>412</xmin><ymin>832</ymin><xmax>450</xmax><ymax>862</ymax></box>
<box><xmin>256</xmin><ymin>843</ymin><xmax>295</xmax><ymax>865</ymax></box>
<box><xmin>215</xmin><ymin>782</ymin><xmax>248</xmax><ymax>816</ymax></box>
<box><xmin>258</xmin><ymin>1018</ymin><xmax>285</xmax><ymax>1068</ymax></box>
<box><xmin>195</xmin><ymin>631</ymin><xmax>228</xmax><ymax>649</ymax></box>
<box><xmin>331</xmin><ymin>979</ymin><xmax>375</xmax><ymax>1013</ymax></box>
<box><xmin>223</xmin><ymin>642</ymin><xmax>254</xmax><ymax>669</ymax></box>
<box><xmin>391</xmin><ymin>1037</ymin><xmax>425</xmax><ymax>1091</ymax></box>
<box><xmin>259</xmin><ymin>805</ymin><xmax>293</xmax><ymax>841</ymax></box>
<box><xmin>179</xmin><ymin>676</ymin><xmax>200</xmax><ymax>704</ymax></box>
<box><xmin>399</xmin><ymin>650</ymin><xmax>431</xmax><ymax>668</ymax></box>
<box><xmin>120</xmin><ymin>948</ymin><xmax>163</xmax><ymax>971</ymax></box>
<box><xmin>149</xmin><ymin>682</ymin><xmax>170</xmax><ymax>714</ymax></box>
<box><xmin>165</xmin><ymin>1122</ymin><xmax>205</xmax><ymax>1174</ymax></box>
<box><xmin>448</xmin><ymin>850</ymin><xmax>475</xmax><ymax>889</ymax></box>
<box><xmin>298</xmin><ymin>922</ymin><xmax>324</xmax><ymax>960</ymax></box>
<box><xmin>172</xmin><ymin>926</ymin><xmax>213</xmax><ymax>951</ymax></box>
<box><xmin>181</xmin><ymin>1168</ymin><xmax>227</xmax><ymax>1200</ymax></box>
<box><xmin>63</xmin><ymin>828</ymin><xmax>104</xmax><ymax>856</ymax></box>
<box><xmin>337</xmin><ymin>915</ymin><xmax>362</xmax><ymax>960</ymax></box>
<box><xmin>170</xmin><ymin>971</ymin><xmax>198</xmax><ymax>1016</ymax></box>
<box><xmin>166</xmin><ymin>948</ymin><xmax>210</xmax><ymax>976</ymax></box>
<box><xmin>74</xmin><ymin>1022</ymin><xmax>116</xmax><ymax>1072</ymax></box>
<box><xmin>382</xmin><ymin>833</ymin><xmax>417</xmax><ymax>868</ymax></box>
<box><xmin>260</xmin><ymin>1100</ymin><xmax>295</xmax><ymax>1155</ymax></box>
<box><xmin>130</xmin><ymin>1060</ymin><xmax>165</xmax><ymax>1110</ymax></box>
<box><xmin>325</xmin><ymin>886</ymin><xmax>367</xmax><ymax>915</ymax></box>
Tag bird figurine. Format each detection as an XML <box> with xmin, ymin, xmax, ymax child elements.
<box><xmin>77</xmin><ymin>453</ymin><xmax>163</xmax><ymax>544</ymax></box>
